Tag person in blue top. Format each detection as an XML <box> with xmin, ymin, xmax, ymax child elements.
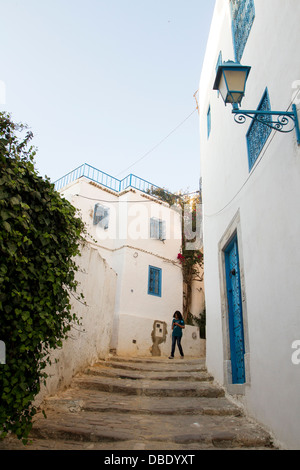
<box><xmin>169</xmin><ymin>311</ymin><xmax>185</xmax><ymax>359</ymax></box>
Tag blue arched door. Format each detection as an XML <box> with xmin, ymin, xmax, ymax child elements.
<box><xmin>225</xmin><ymin>236</ymin><xmax>245</xmax><ymax>384</ymax></box>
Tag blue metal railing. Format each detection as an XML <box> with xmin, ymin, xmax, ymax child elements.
<box><xmin>54</xmin><ymin>163</ymin><xmax>161</xmax><ymax>195</ymax></box>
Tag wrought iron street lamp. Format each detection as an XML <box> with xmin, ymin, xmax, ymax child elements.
<box><xmin>213</xmin><ymin>60</ymin><xmax>300</xmax><ymax>145</ymax></box>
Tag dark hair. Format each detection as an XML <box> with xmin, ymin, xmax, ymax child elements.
<box><xmin>173</xmin><ymin>311</ymin><xmax>183</xmax><ymax>320</ymax></box>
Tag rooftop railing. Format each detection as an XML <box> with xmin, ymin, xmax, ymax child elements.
<box><xmin>54</xmin><ymin>163</ymin><xmax>161</xmax><ymax>195</ymax></box>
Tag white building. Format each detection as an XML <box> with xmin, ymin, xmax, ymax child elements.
<box><xmin>199</xmin><ymin>0</ymin><xmax>300</xmax><ymax>449</ymax></box>
<box><xmin>55</xmin><ymin>164</ymin><xmax>203</xmax><ymax>359</ymax></box>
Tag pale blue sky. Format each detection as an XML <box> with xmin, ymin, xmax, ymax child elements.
<box><xmin>1</xmin><ymin>0</ymin><xmax>215</xmax><ymax>193</ymax></box>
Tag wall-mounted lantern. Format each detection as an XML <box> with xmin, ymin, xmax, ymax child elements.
<box><xmin>213</xmin><ymin>60</ymin><xmax>300</xmax><ymax>145</ymax></box>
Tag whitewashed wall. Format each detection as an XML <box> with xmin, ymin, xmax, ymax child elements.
<box><xmin>35</xmin><ymin>245</ymin><xmax>117</xmax><ymax>404</ymax></box>
<box><xmin>59</xmin><ymin>178</ymin><xmax>202</xmax><ymax>358</ymax></box>
<box><xmin>117</xmin><ymin>315</ymin><xmax>204</xmax><ymax>358</ymax></box>
<box><xmin>199</xmin><ymin>0</ymin><xmax>300</xmax><ymax>449</ymax></box>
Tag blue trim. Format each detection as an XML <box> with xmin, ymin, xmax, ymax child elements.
<box><xmin>292</xmin><ymin>104</ymin><xmax>300</xmax><ymax>145</ymax></box>
<box><xmin>213</xmin><ymin>61</ymin><xmax>251</xmax><ymax>106</ymax></box>
<box><xmin>54</xmin><ymin>163</ymin><xmax>168</xmax><ymax>196</ymax></box>
<box><xmin>148</xmin><ymin>266</ymin><xmax>162</xmax><ymax>297</ymax></box>
<box><xmin>207</xmin><ymin>105</ymin><xmax>211</xmax><ymax>138</ymax></box>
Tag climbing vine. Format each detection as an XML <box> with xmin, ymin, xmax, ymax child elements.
<box><xmin>0</xmin><ymin>112</ymin><xmax>85</xmax><ymax>443</ymax></box>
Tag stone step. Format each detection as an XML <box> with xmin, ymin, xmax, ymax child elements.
<box><xmin>0</xmin><ymin>356</ymin><xmax>277</xmax><ymax>451</ymax></box>
<box><xmin>85</xmin><ymin>364</ymin><xmax>214</xmax><ymax>382</ymax></box>
<box><xmin>44</xmin><ymin>389</ymin><xmax>242</xmax><ymax>416</ymax></box>
<box><xmin>0</xmin><ymin>436</ymin><xmax>275</xmax><ymax>451</ymax></box>
<box><xmin>0</xmin><ymin>434</ymin><xmax>275</xmax><ymax>451</ymax></box>
<box><xmin>28</xmin><ymin>408</ymin><xmax>273</xmax><ymax>449</ymax></box>
<box><xmin>73</xmin><ymin>374</ymin><xmax>225</xmax><ymax>398</ymax></box>
<box><xmin>106</xmin><ymin>356</ymin><xmax>205</xmax><ymax>365</ymax></box>
<box><xmin>98</xmin><ymin>358</ymin><xmax>207</xmax><ymax>373</ymax></box>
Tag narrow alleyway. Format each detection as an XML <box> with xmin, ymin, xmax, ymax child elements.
<box><xmin>0</xmin><ymin>356</ymin><xmax>277</xmax><ymax>450</ymax></box>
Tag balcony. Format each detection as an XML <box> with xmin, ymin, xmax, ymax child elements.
<box><xmin>54</xmin><ymin>163</ymin><xmax>162</xmax><ymax>195</ymax></box>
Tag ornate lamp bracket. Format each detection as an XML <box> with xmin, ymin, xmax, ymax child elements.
<box><xmin>232</xmin><ymin>104</ymin><xmax>300</xmax><ymax>144</ymax></box>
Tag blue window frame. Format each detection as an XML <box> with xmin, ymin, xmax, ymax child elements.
<box><xmin>246</xmin><ymin>88</ymin><xmax>272</xmax><ymax>171</ymax></box>
<box><xmin>207</xmin><ymin>105</ymin><xmax>211</xmax><ymax>138</ymax></box>
<box><xmin>148</xmin><ymin>266</ymin><xmax>162</xmax><ymax>297</ymax></box>
<box><xmin>230</xmin><ymin>0</ymin><xmax>255</xmax><ymax>62</ymax></box>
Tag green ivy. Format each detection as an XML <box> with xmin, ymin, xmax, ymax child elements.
<box><xmin>0</xmin><ymin>112</ymin><xmax>85</xmax><ymax>443</ymax></box>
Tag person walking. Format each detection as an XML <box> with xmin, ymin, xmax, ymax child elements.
<box><xmin>169</xmin><ymin>311</ymin><xmax>185</xmax><ymax>359</ymax></box>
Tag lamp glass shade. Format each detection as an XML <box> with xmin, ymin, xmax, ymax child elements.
<box><xmin>223</xmin><ymin>69</ymin><xmax>248</xmax><ymax>104</ymax></box>
<box><xmin>214</xmin><ymin>61</ymin><xmax>251</xmax><ymax>106</ymax></box>
<box><xmin>218</xmin><ymin>73</ymin><xmax>230</xmax><ymax>104</ymax></box>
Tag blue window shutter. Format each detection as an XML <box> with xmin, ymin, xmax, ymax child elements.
<box><xmin>150</xmin><ymin>218</ymin><xmax>159</xmax><ymax>239</ymax></box>
<box><xmin>148</xmin><ymin>266</ymin><xmax>162</xmax><ymax>297</ymax></box>
<box><xmin>150</xmin><ymin>217</ymin><xmax>155</xmax><ymax>238</ymax></box>
<box><xmin>93</xmin><ymin>203</ymin><xmax>104</xmax><ymax>225</ymax></box>
<box><xmin>93</xmin><ymin>204</ymin><xmax>110</xmax><ymax>228</ymax></box>
<box><xmin>207</xmin><ymin>105</ymin><xmax>211</xmax><ymax>138</ymax></box>
<box><xmin>150</xmin><ymin>218</ymin><xmax>166</xmax><ymax>240</ymax></box>
<box><xmin>154</xmin><ymin>219</ymin><xmax>159</xmax><ymax>239</ymax></box>
<box><xmin>159</xmin><ymin>220</ymin><xmax>166</xmax><ymax>241</ymax></box>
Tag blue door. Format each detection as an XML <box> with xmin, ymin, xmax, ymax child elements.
<box><xmin>225</xmin><ymin>236</ymin><xmax>245</xmax><ymax>384</ymax></box>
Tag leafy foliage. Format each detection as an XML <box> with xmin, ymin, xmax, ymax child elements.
<box><xmin>0</xmin><ymin>112</ymin><xmax>85</xmax><ymax>442</ymax></box>
<box><xmin>187</xmin><ymin>309</ymin><xmax>206</xmax><ymax>339</ymax></box>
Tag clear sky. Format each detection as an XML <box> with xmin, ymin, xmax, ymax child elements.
<box><xmin>0</xmin><ymin>0</ymin><xmax>215</xmax><ymax>193</ymax></box>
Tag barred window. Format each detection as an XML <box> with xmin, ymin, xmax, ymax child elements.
<box><xmin>148</xmin><ymin>266</ymin><xmax>162</xmax><ymax>297</ymax></box>
<box><xmin>230</xmin><ymin>0</ymin><xmax>255</xmax><ymax>62</ymax></box>
<box><xmin>246</xmin><ymin>88</ymin><xmax>272</xmax><ymax>171</ymax></box>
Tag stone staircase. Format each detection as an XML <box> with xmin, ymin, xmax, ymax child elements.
<box><xmin>0</xmin><ymin>356</ymin><xmax>276</xmax><ymax>450</ymax></box>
